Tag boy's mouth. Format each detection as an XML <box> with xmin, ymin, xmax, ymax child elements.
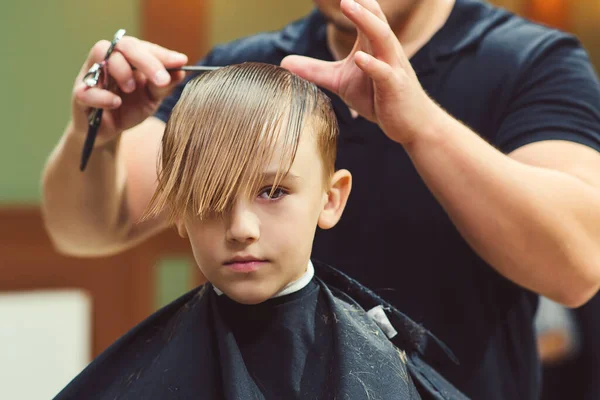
<box><xmin>223</xmin><ymin>255</ymin><xmax>267</xmax><ymax>273</ymax></box>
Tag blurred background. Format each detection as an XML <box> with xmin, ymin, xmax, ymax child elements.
<box><xmin>0</xmin><ymin>0</ymin><xmax>599</xmax><ymax>398</ymax></box>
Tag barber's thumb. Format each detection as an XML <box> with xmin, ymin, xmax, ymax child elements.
<box><xmin>281</xmin><ymin>55</ymin><xmax>336</xmax><ymax>93</ymax></box>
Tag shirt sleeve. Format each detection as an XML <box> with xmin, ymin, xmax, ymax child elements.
<box><xmin>495</xmin><ymin>33</ymin><xmax>600</xmax><ymax>154</ymax></box>
<box><xmin>154</xmin><ymin>49</ymin><xmax>219</xmax><ymax>123</ymax></box>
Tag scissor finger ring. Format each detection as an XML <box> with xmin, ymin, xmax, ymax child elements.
<box><xmin>83</xmin><ymin>29</ymin><xmax>127</xmax><ymax>88</ymax></box>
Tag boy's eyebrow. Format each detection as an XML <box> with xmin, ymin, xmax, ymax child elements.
<box><xmin>261</xmin><ymin>171</ymin><xmax>302</xmax><ymax>181</ymax></box>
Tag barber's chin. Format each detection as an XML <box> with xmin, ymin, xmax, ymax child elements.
<box><xmin>329</xmin><ymin>17</ymin><xmax>357</xmax><ymax>34</ymax></box>
<box><xmin>335</xmin><ymin>22</ymin><xmax>356</xmax><ymax>36</ymax></box>
<box><xmin>319</xmin><ymin>9</ymin><xmax>356</xmax><ymax>34</ymax></box>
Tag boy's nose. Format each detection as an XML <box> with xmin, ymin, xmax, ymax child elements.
<box><xmin>225</xmin><ymin>200</ymin><xmax>260</xmax><ymax>244</ymax></box>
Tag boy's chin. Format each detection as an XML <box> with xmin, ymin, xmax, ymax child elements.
<box><xmin>221</xmin><ymin>283</ymin><xmax>279</xmax><ymax>305</ymax></box>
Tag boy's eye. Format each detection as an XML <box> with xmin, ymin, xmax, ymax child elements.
<box><xmin>258</xmin><ymin>186</ymin><xmax>287</xmax><ymax>200</ymax></box>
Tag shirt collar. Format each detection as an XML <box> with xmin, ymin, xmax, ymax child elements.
<box><xmin>433</xmin><ymin>0</ymin><xmax>510</xmax><ymax>57</ymax></box>
<box><xmin>411</xmin><ymin>0</ymin><xmax>511</xmax><ymax>74</ymax></box>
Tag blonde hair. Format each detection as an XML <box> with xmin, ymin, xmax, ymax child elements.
<box><xmin>144</xmin><ymin>62</ymin><xmax>338</xmax><ymax>223</ymax></box>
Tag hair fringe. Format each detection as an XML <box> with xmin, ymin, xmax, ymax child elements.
<box><xmin>142</xmin><ymin>62</ymin><xmax>338</xmax><ymax>224</ymax></box>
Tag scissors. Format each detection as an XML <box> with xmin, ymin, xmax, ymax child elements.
<box><xmin>80</xmin><ymin>29</ymin><xmax>219</xmax><ymax>171</ymax></box>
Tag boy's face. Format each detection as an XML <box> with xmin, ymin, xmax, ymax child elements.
<box><xmin>180</xmin><ymin>126</ymin><xmax>351</xmax><ymax>305</ymax></box>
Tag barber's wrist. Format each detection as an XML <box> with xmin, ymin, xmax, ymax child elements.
<box><xmin>401</xmin><ymin>102</ymin><xmax>451</xmax><ymax>153</ymax></box>
<box><xmin>62</xmin><ymin>121</ymin><xmax>120</xmax><ymax>158</ymax></box>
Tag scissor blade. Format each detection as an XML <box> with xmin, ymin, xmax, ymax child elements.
<box><xmin>80</xmin><ymin>109</ymin><xmax>103</xmax><ymax>171</ymax></box>
<box><xmin>166</xmin><ymin>66</ymin><xmax>221</xmax><ymax>72</ymax></box>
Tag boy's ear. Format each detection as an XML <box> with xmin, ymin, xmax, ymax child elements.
<box><xmin>175</xmin><ymin>219</ymin><xmax>188</xmax><ymax>238</ymax></box>
<box><xmin>318</xmin><ymin>169</ymin><xmax>352</xmax><ymax>230</ymax></box>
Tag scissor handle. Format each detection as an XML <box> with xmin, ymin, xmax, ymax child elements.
<box><xmin>83</xmin><ymin>29</ymin><xmax>126</xmax><ymax>88</ymax></box>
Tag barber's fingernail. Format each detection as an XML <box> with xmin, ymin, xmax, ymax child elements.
<box><xmin>112</xmin><ymin>97</ymin><xmax>122</xmax><ymax>108</ymax></box>
<box><xmin>350</xmin><ymin>0</ymin><xmax>360</xmax><ymax>11</ymax></box>
<box><xmin>154</xmin><ymin>70</ymin><xmax>170</xmax><ymax>85</ymax></box>
<box><xmin>124</xmin><ymin>78</ymin><xmax>136</xmax><ymax>92</ymax></box>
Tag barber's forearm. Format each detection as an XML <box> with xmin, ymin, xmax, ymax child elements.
<box><xmin>41</xmin><ymin>121</ymin><xmax>129</xmax><ymax>256</ymax></box>
<box><xmin>404</xmin><ymin>112</ymin><xmax>600</xmax><ymax>307</ymax></box>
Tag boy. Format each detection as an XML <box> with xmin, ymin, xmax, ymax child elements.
<box><xmin>55</xmin><ymin>63</ymin><xmax>466</xmax><ymax>400</ymax></box>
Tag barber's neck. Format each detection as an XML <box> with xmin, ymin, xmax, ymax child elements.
<box><xmin>326</xmin><ymin>0</ymin><xmax>455</xmax><ymax>61</ymax></box>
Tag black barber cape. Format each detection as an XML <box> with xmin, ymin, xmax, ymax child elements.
<box><xmin>55</xmin><ymin>261</ymin><xmax>467</xmax><ymax>400</ymax></box>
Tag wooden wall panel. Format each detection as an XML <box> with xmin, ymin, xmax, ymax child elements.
<box><xmin>525</xmin><ymin>0</ymin><xmax>571</xmax><ymax>30</ymax></box>
<box><xmin>0</xmin><ymin>207</ymin><xmax>193</xmax><ymax>357</ymax></box>
<box><xmin>141</xmin><ymin>0</ymin><xmax>211</xmax><ymax>65</ymax></box>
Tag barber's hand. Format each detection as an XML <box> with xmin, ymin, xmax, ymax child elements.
<box><xmin>71</xmin><ymin>36</ymin><xmax>188</xmax><ymax>146</ymax></box>
<box><xmin>281</xmin><ymin>0</ymin><xmax>442</xmax><ymax>146</ymax></box>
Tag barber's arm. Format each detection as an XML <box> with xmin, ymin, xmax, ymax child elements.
<box><xmin>283</xmin><ymin>0</ymin><xmax>600</xmax><ymax>307</ymax></box>
<box><xmin>406</xmin><ymin>120</ymin><xmax>600</xmax><ymax>308</ymax></box>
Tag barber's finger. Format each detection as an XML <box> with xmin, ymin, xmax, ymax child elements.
<box><xmin>139</xmin><ymin>43</ymin><xmax>187</xmax><ymax>99</ymax></box>
<box><xmin>281</xmin><ymin>55</ymin><xmax>340</xmax><ymax>94</ymax></box>
<box><xmin>356</xmin><ymin>0</ymin><xmax>388</xmax><ymax>23</ymax></box>
<box><xmin>74</xmin><ymin>86</ymin><xmax>122</xmax><ymax>110</ymax></box>
<box><xmin>354</xmin><ymin>51</ymin><xmax>398</xmax><ymax>93</ymax></box>
<box><xmin>78</xmin><ymin>40</ymin><xmax>111</xmax><ymax>77</ymax></box>
<box><xmin>170</xmin><ymin>70</ymin><xmax>187</xmax><ymax>85</ymax></box>
<box><xmin>133</xmin><ymin>69</ymin><xmax>148</xmax><ymax>87</ymax></box>
<box><xmin>107</xmin><ymin>51</ymin><xmax>136</xmax><ymax>93</ymax></box>
<box><xmin>143</xmin><ymin>41</ymin><xmax>188</xmax><ymax>68</ymax></box>
<box><xmin>115</xmin><ymin>36</ymin><xmax>172</xmax><ymax>87</ymax></box>
<box><xmin>341</xmin><ymin>0</ymin><xmax>399</xmax><ymax>64</ymax></box>
<box><xmin>146</xmin><ymin>70</ymin><xmax>186</xmax><ymax>101</ymax></box>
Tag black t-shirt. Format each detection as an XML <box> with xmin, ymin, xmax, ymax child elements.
<box><xmin>215</xmin><ymin>279</ymin><xmax>332</xmax><ymax>399</ymax></box>
<box><xmin>155</xmin><ymin>1</ymin><xmax>600</xmax><ymax>398</ymax></box>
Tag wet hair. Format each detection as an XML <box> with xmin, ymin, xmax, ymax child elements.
<box><xmin>144</xmin><ymin>62</ymin><xmax>338</xmax><ymax>223</ymax></box>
